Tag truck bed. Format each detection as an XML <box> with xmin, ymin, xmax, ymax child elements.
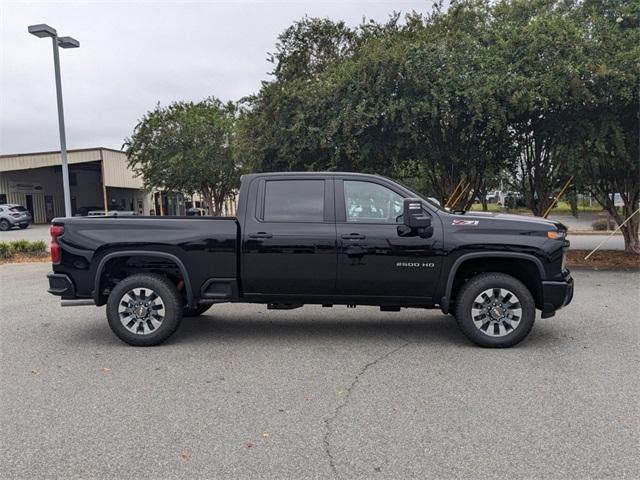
<box><xmin>52</xmin><ymin>216</ymin><xmax>239</xmax><ymax>302</ymax></box>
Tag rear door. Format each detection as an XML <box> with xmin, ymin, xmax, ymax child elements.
<box><xmin>241</xmin><ymin>176</ymin><xmax>337</xmax><ymax>296</ymax></box>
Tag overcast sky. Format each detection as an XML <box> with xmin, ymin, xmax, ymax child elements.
<box><xmin>0</xmin><ymin>0</ymin><xmax>435</xmax><ymax>155</ymax></box>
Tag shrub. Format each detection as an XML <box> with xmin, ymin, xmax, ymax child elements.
<box><xmin>25</xmin><ymin>240</ymin><xmax>47</xmax><ymax>254</ymax></box>
<box><xmin>9</xmin><ymin>239</ymin><xmax>29</xmax><ymax>253</ymax></box>
<box><xmin>0</xmin><ymin>242</ymin><xmax>13</xmax><ymax>259</ymax></box>
<box><xmin>592</xmin><ymin>218</ymin><xmax>615</xmax><ymax>231</ymax></box>
<box><xmin>0</xmin><ymin>240</ymin><xmax>47</xmax><ymax>260</ymax></box>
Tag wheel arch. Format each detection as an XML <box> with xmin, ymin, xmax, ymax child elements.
<box><xmin>441</xmin><ymin>252</ymin><xmax>545</xmax><ymax>313</ymax></box>
<box><xmin>94</xmin><ymin>250</ymin><xmax>194</xmax><ymax>307</ymax></box>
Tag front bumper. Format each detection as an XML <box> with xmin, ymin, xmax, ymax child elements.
<box><xmin>47</xmin><ymin>272</ymin><xmax>75</xmax><ymax>298</ymax></box>
<box><xmin>541</xmin><ymin>274</ymin><xmax>574</xmax><ymax>318</ymax></box>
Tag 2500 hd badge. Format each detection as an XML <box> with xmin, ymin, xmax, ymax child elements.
<box><xmin>396</xmin><ymin>262</ymin><xmax>436</xmax><ymax>268</ymax></box>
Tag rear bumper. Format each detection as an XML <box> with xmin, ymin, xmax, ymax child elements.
<box><xmin>6</xmin><ymin>219</ymin><xmax>30</xmax><ymax>226</ymax></box>
<box><xmin>8</xmin><ymin>215</ymin><xmax>31</xmax><ymax>224</ymax></box>
<box><xmin>541</xmin><ymin>274</ymin><xmax>574</xmax><ymax>318</ymax></box>
<box><xmin>47</xmin><ymin>272</ymin><xmax>75</xmax><ymax>298</ymax></box>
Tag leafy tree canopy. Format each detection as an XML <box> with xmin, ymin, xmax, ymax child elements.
<box><xmin>124</xmin><ymin>98</ymin><xmax>241</xmax><ymax>215</ymax></box>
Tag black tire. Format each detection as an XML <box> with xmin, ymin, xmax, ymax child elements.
<box><xmin>454</xmin><ymin>272</ymin><xmax>535</xmax><ymax>348</ymax></box>
<box><xmin>183</xmin><ymin>304</ymin><xmax>213</xmax><ymax>317</ymax></box>
<box><xmin>106</xmin><ymin>273</ymin><xmax>183</xmax><ymax>346</ymax></box>
<box><xmin>0</xmin><ymin>220</ymin><xmax>10</xmax><ymax>231</ymax></box>
<box><xmin>19</xmin><ymin>224</ymin><xmax>28</xmax><ymax>229</ymax></box>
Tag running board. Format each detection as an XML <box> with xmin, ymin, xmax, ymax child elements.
<box><xmin>61</xmin><ymin>299</ymin><xmax>95</xmax><ymax>307</ymax></box>
<box><xmin>267</xmin><ymin>303</ymin><xmax>303</xmax><ymax>310</ymax></box>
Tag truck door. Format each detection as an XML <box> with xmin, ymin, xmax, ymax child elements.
<box><xmin>335</xmin><ymin>178</ymin><xmax>443</xmax><ymax>302</ymax></box>
<box><xmin>242</xmin><ymin>176</ymin><xmax>337</xmax><ymax>296</ymax></box>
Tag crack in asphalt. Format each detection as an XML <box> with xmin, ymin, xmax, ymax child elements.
<box><xmin>322</xmin><ymin>339</ymin><xmax>411</xmax><ymax>479</ymax></box>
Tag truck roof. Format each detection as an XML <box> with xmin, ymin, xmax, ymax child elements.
<box><xmin>241</xmin><ymin>171</ymin><xmax>384</xmax><ymax>180</ymax></box>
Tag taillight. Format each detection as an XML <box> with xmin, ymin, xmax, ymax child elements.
<box><xmin>12</xmin><ymin>213</ymin><xmax>21</xmax><ymax>218</ymax></box>
<box><xmin>50</xmin><ymin>224</ymin><xmax>64</xmax><ymax>263</ymax></box>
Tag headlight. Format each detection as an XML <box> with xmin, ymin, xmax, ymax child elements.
<box><xmin>547</xmin><ymin>230</ymin><xmax>566</xmax><ymax>240</ymax></box>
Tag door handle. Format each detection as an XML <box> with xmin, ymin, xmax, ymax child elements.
<box><xmin>341</xmin><ymin>233</ymin><xmax>366</xmax><ymax>240</ymax></box>
<box><xmin>248</xmin><ymin>232</ymin><xmax>273</xmax><ymax>239</ymax></box>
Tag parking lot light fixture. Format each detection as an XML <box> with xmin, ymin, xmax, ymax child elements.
<box><xmin>57</xmin><ymin>36</ymin><xmax>80</xmax><ymax>49</ymax></box>
<box><xmin>27</xmin><ymin>24</ymin><xmax>57</xmax><ymax>38</ymax></box>
<box><xmin>28</xmin><ymin>23</ymin><xmax>80</xmax><ymax>217</ymax></box>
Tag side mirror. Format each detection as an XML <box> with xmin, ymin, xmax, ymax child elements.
<box><xmin>403</xmin><ymin>198</ymin><xmax>433</xmax><ymax>238</ymax></box>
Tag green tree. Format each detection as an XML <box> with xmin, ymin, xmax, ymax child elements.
<box><xmin>268</xmin><ymin>16</ymin><xmax>357</xmax><ymax>83</ymax></box>
<box><xmin>400</xmin><ymin>2</ymin><xmax>513</xmax><ymax>208</ymax></box>
<box><xmin>238</xmin><ymin>0</ymin><xmax>637</xmax><ymax>237</ymax></box>
<box><xmin>238</xmin><ymin>3</ymin><xmax>512</xmax><ymax>207</ymax></box>
<box><xmin>488</xmin><ymin>0</ymin><xmax>591</xmax><ymax>216</ymax></box>
<box><xmin>124</xmin><ymin>98</ymin><xmax>240</xmax><ymax>215</ymax></box>
<box><xmin>569</xmin><ymin>0</ymin><xmax>639</xmax><ymax>252</ymax></box>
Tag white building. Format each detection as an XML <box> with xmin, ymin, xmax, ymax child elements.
<box><xmin>0</xmin><ymin>147</ymin><xmax>183</xmax><ymax>223</ymax></box>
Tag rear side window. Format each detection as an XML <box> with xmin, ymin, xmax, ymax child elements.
<box><xmin>263</xmin><ymin>180</ymin><xmax>324</xmax><ymax>222</ymax></box>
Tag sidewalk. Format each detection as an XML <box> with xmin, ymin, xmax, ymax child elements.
<box><xmin>567</xmin><ymin>233</ymin><xmax>624</xmax><ymax>251</ymax></box>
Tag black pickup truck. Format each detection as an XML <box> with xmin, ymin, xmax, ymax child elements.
<box><xmin>47</xmin><ymin>172</ymin><xmax>573</xmax><ymax>348</ymax></box>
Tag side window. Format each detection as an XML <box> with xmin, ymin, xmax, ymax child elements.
<box><xmin>344</xmin><ymin>180</ymin><xmax>403</xmax><ymax>223</ymax></box>
<box><xmin>263</xmin><ymin>179</ymin><xmax>325</xmax><ymax>222</ymax></box>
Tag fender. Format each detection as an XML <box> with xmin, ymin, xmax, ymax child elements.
<box><xmin>440</xmin><ymin>251</ymin><xmax>546</xmax><ymax>312</ymax></box>
<box><xmin>93</xmin><ymin>250</ymin><xmax>194</xmax><ymax>307</ymax></box>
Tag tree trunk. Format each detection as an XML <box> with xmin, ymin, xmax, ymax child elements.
<box><xmin>568</xmin><ymin>188</ymin><xmax>578</xmax><ymax>218</ymax></box>
<box><xmin>207</xmin><ymin>197</ymin><xmax>216</xmax><ymax>216</ymax></box>
<box><xmin>621</xmin><ymin>214</ymin><xmax>640</xmax><ymax>254</ymax></box>
<box><xmin>214</xmin><ymin>198</ymin><xmax>224</xmax><ymax>216</ymax></box>
<box><xmin>201</xmin><ymin>190</ymin><xmax>215</xmax><ymax>216</ymax></box>
<box><xmin>599</xmin><ymin>200</ymin><xmax>640</xmax><ymax>254</ymax></box>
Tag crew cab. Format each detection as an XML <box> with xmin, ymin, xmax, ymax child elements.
<box><xmin>47</xmin><ymin>172</ymin><xmax>573</xmax><ymax>347</ymax></box>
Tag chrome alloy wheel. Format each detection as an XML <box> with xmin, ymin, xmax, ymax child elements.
<box><xmin>117</xmin><ymin>288</ymin><xmax>165</xmax><ymax>335</ymax></box>
<box><xmin>471</xmin><ymin>288</ymin><xmax>522</xmax><ymax>337</ymax></box>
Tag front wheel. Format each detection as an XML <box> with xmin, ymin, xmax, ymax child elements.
<box><xmin>106</xmin><ymin>273</ymin><xmax>183</xmax><ymax>346</ymax></box>
<box><xmin>454</xmin><ymin>273</ymin><xmax>535</xmax><ymax>348</ymax></box>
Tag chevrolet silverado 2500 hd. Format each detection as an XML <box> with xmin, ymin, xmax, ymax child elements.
<box><xmin>47</xmin><ymin>172</ymin><xmax>573</xmax><ymax>347</ymax></box>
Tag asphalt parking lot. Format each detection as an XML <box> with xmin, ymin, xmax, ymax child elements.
<box><xmin>0</xmin><ymin>224</ymin><xmax>51</xmax><ymax>243</ymax></box>
<box><xmin>1</xmin><ymin>263</ymin><xmax>638</xmax><ymax>479</ymax></box>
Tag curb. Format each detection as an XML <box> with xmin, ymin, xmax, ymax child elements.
<box><xmin>568</xmin><ymin>231</ymin><xmax>623</xmax><ymax>236</ymax></box>
<box><xmin>567</xmin><ymin>265</ymin><xmax>640</xmax><ymax>272</ymax></box>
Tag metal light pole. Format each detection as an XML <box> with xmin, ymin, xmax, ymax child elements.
<box><xmin>28</xmin><ymin>24</ymin><xmax>79</xmax><ymax>217</ymax></box>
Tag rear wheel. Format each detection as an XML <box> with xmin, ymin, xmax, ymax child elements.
<box><xmin>454</xmin><ymin>272</ymin><xmax>535</xmax><ymax>348</ymax></box>
<box><xmin>183</xmin><ymin>304</ymin><xmax>213</xmax><ymax>317</ymax></box>
<box><xmin>0</xmin><ymin>220</ymin><xmax>10</xmax><ymax>231</ymax></box>
<box><xmin>106</xmin><ymin>273</ymin><xmax>183</xmax><ymax>346</ymax></box>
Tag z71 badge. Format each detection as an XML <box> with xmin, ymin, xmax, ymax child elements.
<box><xmin>452</xmin><ymin>219</ymin><xmax>479</xmax><ymax>226</ymax></box>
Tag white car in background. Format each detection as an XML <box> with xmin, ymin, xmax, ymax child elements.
<box><xmin>0</xmin><ymin>204</ymin><xmax>33</xmax><ymax>231</ymax></box>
